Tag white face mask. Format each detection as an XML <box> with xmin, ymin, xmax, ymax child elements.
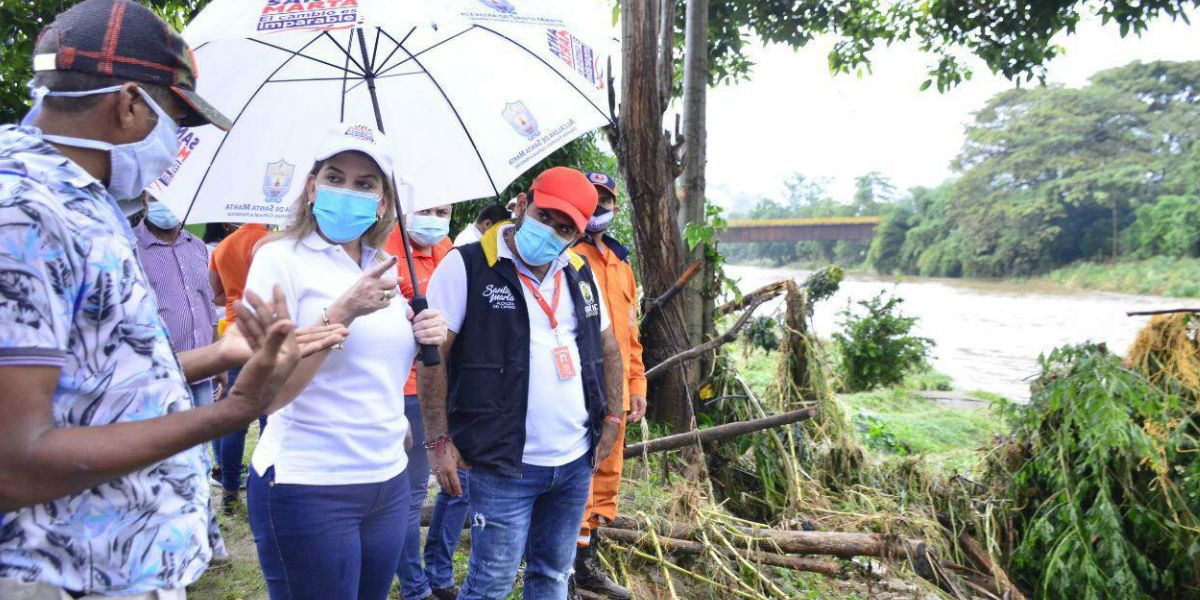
<box><xmin>33</xmin><ymin>85</ymin><xmax>180</xmax><ymax>201</ymax></box>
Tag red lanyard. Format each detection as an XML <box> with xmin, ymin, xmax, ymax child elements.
<box><xmin>518</xmin><ymin>270</ymin><xmax>563</xmax><ymax>330</ymax></box>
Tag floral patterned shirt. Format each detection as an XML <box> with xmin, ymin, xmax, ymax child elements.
<box><xmin>0</xmin><ymin>126</ymin><xmax>209</xmax><ymax>594</ymax></box>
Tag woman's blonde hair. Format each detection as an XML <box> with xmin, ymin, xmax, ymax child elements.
<box><xmin>268</xmin><ymin>152</ymin><xmax>398</xmax><ymax>252</ymax></box>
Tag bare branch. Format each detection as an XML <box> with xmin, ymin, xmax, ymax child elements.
<box><xmin>645</xmin><ymin>294</ymin><xmax>772</xmax><ymax>380</ymax></box>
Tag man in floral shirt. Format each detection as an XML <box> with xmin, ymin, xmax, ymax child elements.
<box><xmin>0</xmin><ymin>1</ymin><xmax>334</xmax><ymax>598</ymax></box>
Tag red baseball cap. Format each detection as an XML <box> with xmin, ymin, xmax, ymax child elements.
<box><xmin>530</xmin><ymin>167</ymin><xmax>598</xmax><ymax>234</ymax></box>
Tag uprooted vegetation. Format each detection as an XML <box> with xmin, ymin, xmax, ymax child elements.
<box><xmin>600</xmin><ymin>277</ymin><xmax>1200</xmax><ymax>599</ymax></box>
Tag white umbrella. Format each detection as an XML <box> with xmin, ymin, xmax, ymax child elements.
<box><xmin>150</xmin><ymin>0</ymin><xmax>615</xmax><ymax>224</ymax></box>
<box><xmin>151</xmin><ymin>0</ymin><xmax>615</xmax><ymax>365</ymax></box>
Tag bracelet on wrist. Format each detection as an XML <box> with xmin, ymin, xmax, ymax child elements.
<box><xmin>424</xmin><ymin>434</ymin><xmax>451</xmax><ymax>451</ymax></box>
<box><xmin>604</xmin><ymin>414</ymin><xmax>622</xmax><ymax>425</ymax></box>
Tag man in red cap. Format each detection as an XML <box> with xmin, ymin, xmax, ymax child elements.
<box><xmin>421</xmin><ymin>166</ymin><xmax>625</xmax><ymax>600</ymax></box>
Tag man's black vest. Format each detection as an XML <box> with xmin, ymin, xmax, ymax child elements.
<box><xmin>449</xmin><ymin>239</ymin><xmax>607</xmax><ymax>477</ymax></box>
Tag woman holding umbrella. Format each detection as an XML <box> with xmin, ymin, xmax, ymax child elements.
<box><xmin>243</xmin><ymin>122</ymin><xmax>446</xmax><ymax>600</ymax></box>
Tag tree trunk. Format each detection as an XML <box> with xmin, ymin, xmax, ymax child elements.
<box><xmin>617</xmin><ymin>0</ymin><xmax>696</xmax><ymax>440</ymax></box>
<box><xmin>680</xmin><ymin>0</ymin><xmax>714</xmax><ymax>381</ymax></box>
<box><xmin>605</xmin><ymin>517</ymin><xmax>925</xmax><ymax>560</ymax></box>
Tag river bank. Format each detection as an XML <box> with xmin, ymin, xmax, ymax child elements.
<box><xmin>728</xmin><ymin>256</ymin><xmax>1200</xmax><ymax>299</ymax></box>
<box><xmin>1036</xmin><ymin>256</ymin><xmax>1200</xmax><ymax>298</ymax></box>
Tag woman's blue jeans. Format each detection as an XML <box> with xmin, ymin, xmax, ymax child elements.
<box><xmin>248</xmin><ymin>466</ymin><xmax>411</xmax><ymax>600</ymax></box>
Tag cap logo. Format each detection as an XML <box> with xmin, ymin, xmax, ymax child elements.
<box><xmin>588</xmin><ymin>173</ymin><xmax>609</xmax><ymax>185</ymax></box>
<box><xmin>344</xmin><ymin>125</ymin><xmax>376</xmax><ymax>144</ymax></box>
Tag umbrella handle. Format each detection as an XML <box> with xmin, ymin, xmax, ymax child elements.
<box><xmin>391</xmin><ymin>176</ymin><xmax>442</xmax><ymax>367</ymax></box>
<box><xmin>410</xmin><ymin>294</ymin><xmax>442</xmax><ymax>367</ymax></box>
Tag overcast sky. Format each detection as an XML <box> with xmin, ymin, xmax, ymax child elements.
<box><xmin>694</xmin><ymin>11</ymin><xmax>1200</xmax><ymax>212</ymax></box>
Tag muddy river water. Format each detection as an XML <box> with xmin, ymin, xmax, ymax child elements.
<box><xmin>726</xmin><ymin>265</ymin><xmax>1194</xmax><ymax>400</ymax></box>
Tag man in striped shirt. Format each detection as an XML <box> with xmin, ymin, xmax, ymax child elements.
<box><xmin>133</xmin><ymin>195</ymin><xmax>230</xmax><ymax>563</ymax></box>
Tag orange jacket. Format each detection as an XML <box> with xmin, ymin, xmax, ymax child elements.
<box><xmin>384</xmin><ymin>226</ymin><xmax>453</xmax><ymax>396</ymax></box>
<box><xmin>574</xmin><ymin>234</ymin><xmax>647</xmax><ymax>410</ymax></box>
<box><xmin>210</xmin><ymin>223</ymin><xmax>270</xmax><ymax>323</ymax></box>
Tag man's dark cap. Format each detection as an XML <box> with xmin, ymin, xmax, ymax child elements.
<box><xmin>33</xmin><ymin>0</ymin><xmax>232</xmax><ymax>130</ymax></box>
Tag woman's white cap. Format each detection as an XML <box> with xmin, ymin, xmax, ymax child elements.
<box><xmin>314</xmin><ymin>123</ymin><xmax>394</xmax><ymax>177</ymax></box>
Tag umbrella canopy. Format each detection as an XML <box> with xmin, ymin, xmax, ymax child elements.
<box><xmin>150</xmin><ymin>0</ymin><xmax>614</xmax><ymax>224</ymax></box>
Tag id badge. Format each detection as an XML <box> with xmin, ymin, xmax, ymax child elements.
<box><xmin>553</xmin><ymin>345</ymin><xmax>577</xmax><ymax>380</ymax></box>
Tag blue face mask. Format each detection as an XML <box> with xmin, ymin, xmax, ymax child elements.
<box><xmin>409</xmin><ymin>214</ymin><xmax>450</xmax><ymax>247</ymax></box>
<box><xmin>514</xmin><ymin>216</ymin><xmax>572</xmax><ymax>267</ymax></box>
<box><xmin>312</xmin><ymin>185</ymin><xmax>380</xmax><ymax>244</ymax></box>
<box><xmin>33</xmin><ymin>85</ymin><xmax>180</xmax><ymax>201</ymax></box>
<box><xmin>145</xmin><ymin>200</ymin><xmax>181</xmax><ymax>229</ymax></box>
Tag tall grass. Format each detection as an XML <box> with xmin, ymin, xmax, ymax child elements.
<box><xmin>1043</xmin><ymin>256</ymin><xmax>1200</xmax><ymax>298</ymax></box>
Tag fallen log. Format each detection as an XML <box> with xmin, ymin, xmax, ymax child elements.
<box><xmin>644</xmin><ymin>293</ymin><xmax>772</xmax><ymax>380</ymax></box>
<box><xmin>604</xmin><ymin>517</ymin><xmax>923</xmax><ymax>559</ymax></box>
<box><xmin>718</xmin><ymin>279</ymin><xmax>790</xmax><ymax>316</ymax></box>
<box><xmin>601</xmin><ymin>526</ymin><xmax>844</xmax><ymax>576</ymax></box>
<box><xmin>960</xmin><ymin>533</ymin><xmax>1027</xmax><ymax>600</ymax></box>
<box><xmin>1126</xmin><ymin>308</ymin><xmax>1200</xmax><ymax>316</ymax></box>
<box><xmin>623</xmin><ymin>407</ymin><xmax>815</xmax><ymax>459</ymax></box>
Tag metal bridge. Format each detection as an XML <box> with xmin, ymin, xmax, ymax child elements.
<box><xmin>719</xmin><ymin>217</ymin><xmax>883</xmax><ymax>243</ymax></box>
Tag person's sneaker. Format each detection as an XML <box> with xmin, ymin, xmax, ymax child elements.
<box><xmin>574</xmin><ymin>533</ymin><xmax>632</xmax><ymax>600</ymax></box>
<box><xmin>209</xmin><ymin>551</ymin><xmax>232</xmax><ymax>567</ymax></box>
<box><xmin>429</xmin><ymin>588</ymin><xmax>457</xmax><ymax>600</ymax></box>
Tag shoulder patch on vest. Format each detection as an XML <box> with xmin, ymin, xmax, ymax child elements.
<box><xmin>579</xmin><ymin>279</ymin><xmax>601</xmax><ymax>319</ymax></box>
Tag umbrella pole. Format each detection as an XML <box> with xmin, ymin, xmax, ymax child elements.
<box><xmin>357</xmin><ymin>27</ymin><xmax>441</xmax><ymax>367</ymax></box>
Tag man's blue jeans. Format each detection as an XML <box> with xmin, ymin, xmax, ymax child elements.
<box><xmin>398</xmin><ymin>396</ymin><xmax>471</xmax><ymax>597</ymax></box>
<box><xmin>458</xmin><ymin>454</ymin><xmax>592</xmax><ymax>600</ymax></box>
<box><xmin>248</xmin><ymin>466</ymin><xmax>410</xmax><ymax>600</ymax></box>
<box><xmin>397</xmin><ymin>395</ymin><xmax>433</xmax><ymax>599</ymax></box>
<box><xmin>424</xmin><ymin>467</ymin><xmax>470</xmax><ymax>590</ymax></box>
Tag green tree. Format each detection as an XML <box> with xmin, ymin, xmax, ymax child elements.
<box><xmin>833</xmin><ymin>291</ymin><xmax>934</xmax><ymax>392</ymax></box>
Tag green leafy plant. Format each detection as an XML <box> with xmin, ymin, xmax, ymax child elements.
<box><xmin>832</xmin><ymin>292</ymin><xmax>933</xmax><ymax>392</ymax></box>
<box><xmin>996</xmin><ymin>344</ymin><xmax>1200</xmax><ymax>599</ymax></box>
<box><xmin>741</xmin><ymin>315</ymin><xmax>779</xmax><ymax>354</ymax></box>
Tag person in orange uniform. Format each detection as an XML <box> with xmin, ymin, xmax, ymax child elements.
<box><xmin>208</xmin><ymin>222</ymin><xmax>271</xmax><ymax>509</ymax></box>
<box><xmin>570</xmin><ymin>172</ymin><xmax>646</xmax><ymax>600</ymax></box>
<box><xmin>385</xmin><ymin>204</ymin><xmax>459</xmax><ymax>600</ymax></box>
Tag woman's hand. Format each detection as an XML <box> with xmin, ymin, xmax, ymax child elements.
<box><xmin>329</xmin><ymin>256</ymin><xmax>401</xmax><ymax>324</ymax></box>
<box><xmin>409</xmin><ymin>308</ymin><xmax>447</xmax><ymax>347</ymax></box>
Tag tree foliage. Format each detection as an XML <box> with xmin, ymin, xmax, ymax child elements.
<box><xmin>995</xmin><ymin>344</ymin><xmax>1200</xmax><ymax>598</ymax></box>
<box><xmin>865</xmin><ymin>60</ymin><xmax>1200</xmax><ymax>278</ymax></box>
<box><xmin>695</xmin><ymin>1</ymin><xmax>1198</xmax><ymax>93</ymax></box>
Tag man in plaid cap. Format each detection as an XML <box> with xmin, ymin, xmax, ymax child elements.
<box><xmin>0</xmin><ymin>1</ymin><xmax>337</xmax><ymax>598</ymax></box>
